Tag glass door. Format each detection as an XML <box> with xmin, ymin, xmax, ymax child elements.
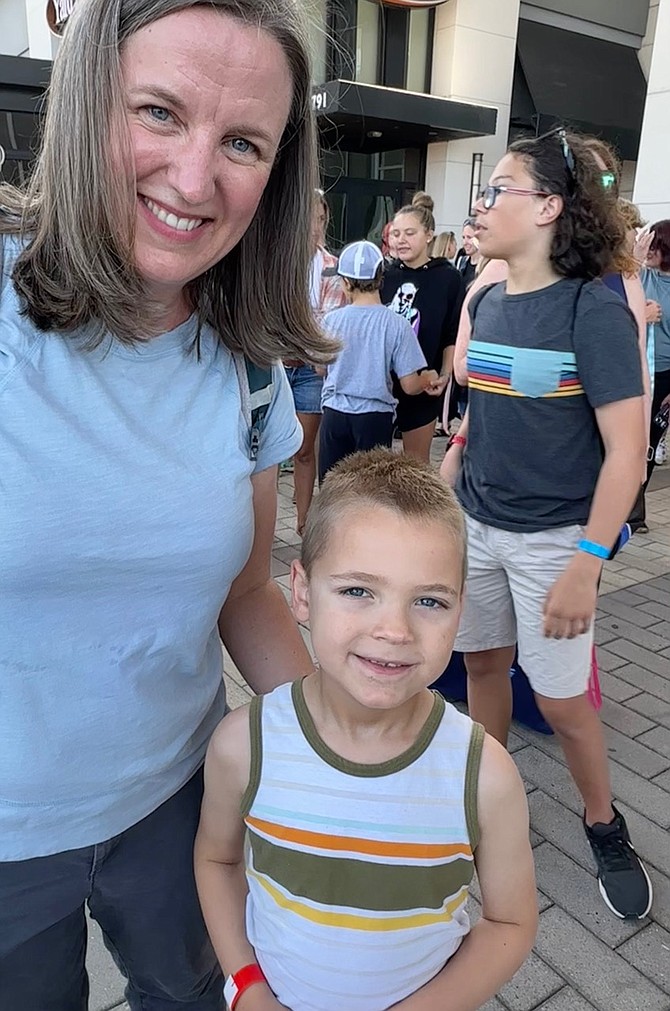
<box><xmin>323</xmin><ymin>178</ymin><xmax>418</xmax><ymax>250</ymax></box>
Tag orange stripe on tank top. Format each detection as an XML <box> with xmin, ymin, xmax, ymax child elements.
<box><xmin>246</xmin><ymin>816</ymin><xmax>472</xmax><ymax>860</ymax></box>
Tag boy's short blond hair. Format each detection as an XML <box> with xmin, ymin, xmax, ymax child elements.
<box><xmin>302</xmin><ymin>449</ymin><xmax>467</xmax><ymax>586</ymax></box>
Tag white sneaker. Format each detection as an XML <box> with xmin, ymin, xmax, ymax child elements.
<box><xmin>655</xmin><ymin>436</ymin><xmax>668</xmax><ymax>467</ymax></box>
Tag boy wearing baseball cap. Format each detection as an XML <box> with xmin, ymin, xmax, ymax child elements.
<box><xmin>318</xmin><ymin>240</ymin><xmax>444</xmax><ymax>479</ymax></box>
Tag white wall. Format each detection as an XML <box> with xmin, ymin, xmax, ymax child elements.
<box><xmin>25</xmin><ymin>0</ymin><xmax>58</xmax><ymax>58</ymax></box>
<box><xmin>427</xmin><ymin>0</ymin><xmax>520</xmax><ymax>236</ymax></box>
<box><xmin>639</xmin><ymin>0</ymin><xmax>660</xmax><ymax>80</ymax></box>
<box><xmin>0</xmin><ymin>0</ymin><xmax>29</xmax><ymax>55</ymax></box>
<box><xmin>634</xmin><ymin>0</ymin><xmax>670</xmax><ymax>223</ymax></box>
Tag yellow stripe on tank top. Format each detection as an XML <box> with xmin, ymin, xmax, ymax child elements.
<box><xmin>248</xmin><ymin>868</ymin><xmax>469</xmax><ymax>931</ymax></box>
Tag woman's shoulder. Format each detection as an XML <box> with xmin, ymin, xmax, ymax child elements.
<box><xmin>1</xmin><ymin>230</ymin><xmax>26</xmax><ymax>282</ymax></box>
<box><xmin>0</xmin><ymin>241</ymin><xmax>46</xmax><ymax>385</ymax></box>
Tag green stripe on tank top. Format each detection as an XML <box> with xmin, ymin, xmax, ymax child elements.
<box><xmin>248</xmin><ymin>828</ymin><xmax>474</xmax><ymax>913</ymax></box>
<box><xmin>292</xmin><ymin>678</ymin><xmax>446</xmax><ymax>777</ymax></box>
<box><xmin>464</xmin><ymin>721</ymin><xmax>485</xmax><ymax>850</ymax></box>
<box><xmin>240</xmin><ymin>695</ymin><xmax>263</xmax><ymax>817</ymax></box>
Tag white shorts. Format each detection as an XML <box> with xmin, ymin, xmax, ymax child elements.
<box><xmin>455</xmin><ymin>515</ymin><xmax>593</xmax><ymax>700</ymax></box>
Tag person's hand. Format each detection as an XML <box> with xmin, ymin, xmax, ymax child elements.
<box><xmin>634</xmin><ymin>229</ymin><xmax>654</xmax><ymax>267</ymax></box>
<box><xmin>439</xmin><ymin>444</ymin><xmax>463</xmax><ymax>488</ymax></box>
<box><xmin>543</xmin><ymin>557</ymin><xmax>600</xmax><ymax>639</ymax></box>
<box><xmin>420</xmin><ymin>369</ymin><xmax>441</xmax><ymax>393</ymax></box>
<box><xmin>645</xmin><ymin>299</ymin><xmax>662</xmax><ymax>325</ymax></box>
<box><xmin>422</xmin><ymin>372</ymin><xmax>448</xmax><ymax>394</ymax></box>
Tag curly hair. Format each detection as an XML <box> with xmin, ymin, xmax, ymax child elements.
<box><xmin>582</xmin><ymin>137</ymin><xmax>622</xmax><ymax>198</ymax></box>
<box><xmin>508</xmin><ymin>131</ymin><xmax>626</xmax><ymax>281</ymax></box>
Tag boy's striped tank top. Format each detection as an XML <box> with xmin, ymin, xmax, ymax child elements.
<box><xmin>242</xmin><ymin>679</ymin><xmax>485</xmax><ymax>1011</ymax></box>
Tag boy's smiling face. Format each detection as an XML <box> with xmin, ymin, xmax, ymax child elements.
<box><xmin>291</xmin><ymin>506</ymin><xmax>464</xmax><ymax>712</ymax></box>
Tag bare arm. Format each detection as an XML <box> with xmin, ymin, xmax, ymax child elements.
<box><xmin>218</xmin><ymin>467</ymin><xmax>313</xmax><ymax>694</ymax></box>
<box><xmin>439</xmin><ymin>409</ymin><xmax>469</xmax><ymax>488</ymax></box>
<box><xmin>194</xmin><ymin>708</ymin><xmax>284</xmax><ymax>1011</ymax></box>
<box><xmin>544</xmin><ymin>396</ymin><xmax>646</xmax><ymax>639</ymax></box>
<box><xmin>622</xmin><ymin>273</ymin><xmax>652</xmax><ymax>450</ymax></box>
<box><xmin>391</xmin><ymin>735</ymin><xmax>537</xmax><ymax>1011</ymax></box>
<box><xmin>454</xmin><ymin>261</ymin><xmax>508</xmax><ymax>385</ymax></box>
<box><xmin>440</xmin><ymin>343</ymin><xmax>455</xmax><ymax>382</ymax></box>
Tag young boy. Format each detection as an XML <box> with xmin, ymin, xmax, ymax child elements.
<box><xmin>195</xmin><ymin>449</ymin><xmax>537</xmax><ymax>1011</ymax></box>
<box><xmin>318</xmin><ymin>241</ymin><xmax>443</xmax><ymax>480</ymax></box>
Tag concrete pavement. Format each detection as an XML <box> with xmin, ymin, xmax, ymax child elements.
<box><xmin>88</xmin><ymin>446</ymin><xmax>670</xmax><ymax>1011</ymax></box>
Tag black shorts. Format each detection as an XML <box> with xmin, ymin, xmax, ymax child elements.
<box><xmin>394</xmin><ymin>391</ymin><xmax>441</xmax><ymax>433</ymax></box>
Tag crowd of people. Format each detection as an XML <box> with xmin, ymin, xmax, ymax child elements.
<box><xmin>1</xmin><ymin>0</ymin><xmax>667</xmax><ymax>1009</ymax></box>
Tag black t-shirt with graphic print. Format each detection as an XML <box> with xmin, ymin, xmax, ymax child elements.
<box><xmin>456</xmin><ymin>278</ymin><xmax>644</xmax><ymax>533</ymax></box>
<box><xmin>381</xmin><ymin>258</ymin><xmax>465</xmax><ymax>372</ymax></box>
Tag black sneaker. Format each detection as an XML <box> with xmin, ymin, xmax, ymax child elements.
<box><xmin>584</xmin><ymin>805</ymin><xmax>653</xmax><ymax>919</ymax></box>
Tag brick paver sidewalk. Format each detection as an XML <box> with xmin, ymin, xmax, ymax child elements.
<box><xmin>88</xmin><ymin>450</ymin><xmax>670</xmax><ymax>1011</ymax></box>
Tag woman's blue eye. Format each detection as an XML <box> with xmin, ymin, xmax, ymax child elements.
<box><xmin>231</xmin><ymin>138</ymin><xmax>253</xmax><ymax>154</ymax></box>
<box><xmin>148</xmin><ymin>106</ymin><xmax>170</xmax><ymax>122</ymax></box>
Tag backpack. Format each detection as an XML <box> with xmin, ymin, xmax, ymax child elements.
<box><xmin>233</xmin><ymin>354</ymin><xmax>274</xmax><ymax>461</ymax></box>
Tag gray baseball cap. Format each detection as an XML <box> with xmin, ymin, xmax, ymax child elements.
<box><xmin>329</xmin><ymin>240</ymin><xmax>384</xmax><ymax>280</ymax></box>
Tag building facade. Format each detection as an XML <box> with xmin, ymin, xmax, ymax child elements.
<box><xmin>310</xmin><ymin>0</ymin><xmax>656</xmax><ymax>242</ymax></box>
<box><xmin>0</xmin><ymin>0</ymin><xmax>668</xmax><ymax>243</ymax></box>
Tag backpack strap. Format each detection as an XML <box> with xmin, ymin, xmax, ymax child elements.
<box><xmin>233</xmin><ymin>354</ymin><xmax>274</xmax><ymax>461</ymax></box>
<box><xmin>468</xmin><ymin>282</ymin><xmax>499</xmax><ymax>325</ymax></box>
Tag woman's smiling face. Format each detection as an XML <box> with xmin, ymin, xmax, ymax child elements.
<box><xmin>122</xmin><ymin>7</ymin><xmax>293</xmax><ymax>305</ymax></box>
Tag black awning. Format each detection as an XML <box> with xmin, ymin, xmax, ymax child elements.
<box><xmin>515</xmin><ymin>19</ymin><xmax>647</xmax><ymax>161</ymax></box>
<box><xmin>314</xmin><ymin>80</ymin><xmax>497</xmax><ymax>153</ymax></box>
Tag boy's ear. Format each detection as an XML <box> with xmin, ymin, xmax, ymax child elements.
<box><xmin>291</xmin><ymin>560</ymin><xmax>310</xmax><ymax>622</ymax></box>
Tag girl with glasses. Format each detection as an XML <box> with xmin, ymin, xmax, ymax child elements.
<box><xmin>440</xmin><ymin>131</ymin><xmax>652</xmax><ymax>921</ymax></box>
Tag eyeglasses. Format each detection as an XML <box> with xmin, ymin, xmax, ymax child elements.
<box><xmin>480</xmin><ymin>185</ymin><xmax>549</xmax><ymax>210</ymax></box>
<box><xmin>557</xmin><ymin>129</ymin><xmax>576</xmax><ymax>185</ymax></box>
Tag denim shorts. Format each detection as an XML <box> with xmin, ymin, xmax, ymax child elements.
<box><xmin>285</xmin><ymin>364</ymin><xmax>323</xmax><ymax>414</ymax></box>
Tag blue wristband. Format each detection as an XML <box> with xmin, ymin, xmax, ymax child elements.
<box><xmin>578</xmin><ymin>538</ymin><xmax>610</xmax><ymax>560</ymax></box>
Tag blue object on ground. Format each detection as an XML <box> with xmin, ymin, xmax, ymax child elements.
<box><xmin>432</xmin><ymin>651</ymin><xmax>554</xmax><ymax>735</ymax></box>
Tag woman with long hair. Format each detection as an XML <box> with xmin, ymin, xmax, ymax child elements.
<box><xmin>639</xmin><ymin>220</ymin><xmax>670</xmax><ymax>492</ymax></box>
<box><xmin>382</xmin><ymin>192</ymin><xmax>465</xmax><ymax>460</ymax></box>
<box><xmin>0</xmin><ymin>0</ymin><xmax>336</xmax><ymax>1005</ymax></box>
<box><xmin>284</xmin><ymin>190</ymin><xmax>346</xmax><ymax>535</ymax></box>
<box><xmin>441</xmin><ymin>131</ymin><xmax>651</xmax><ymax>920</ymax></box>
<box><xmin>431</xmin><ymin>230</ymin><xmax>458</xmax><ymax>262</ymax></box>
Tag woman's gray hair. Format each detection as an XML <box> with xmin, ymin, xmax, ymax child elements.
<box><xmin>0</xmin><ymin>0</ymin><xmax>338</xmax><ymax>365</ymax></box>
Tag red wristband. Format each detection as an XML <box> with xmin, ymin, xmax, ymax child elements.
<box><xmin>450</xmin><ymin>434</ymin><xmax>467</xmax><ymax>448</ymax></box>
<box><xmin>223</xmin><ymin>964</ymin><xmax>267</xmax><ymax>1010</ymax></box>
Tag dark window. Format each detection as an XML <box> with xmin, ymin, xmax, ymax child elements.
<box><xmin>326</xmin><ymin>0</ymin><xmax>434</xmax><ymax>92</ymax></box>
<box><xmin>0</xmin><ymin>110</ymin><xmax>41</xmax><ymax>184</ymax></box>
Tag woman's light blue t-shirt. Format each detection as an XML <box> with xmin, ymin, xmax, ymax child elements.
<box><xmin>0</xmin><ymin>235</ymin><xmax>302</xmax><ymax>859</ymax></box>
<box><xmin>641</xmin><ymin>267</ymin><xmax>670</xmax><ymax>371</ymax></box>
